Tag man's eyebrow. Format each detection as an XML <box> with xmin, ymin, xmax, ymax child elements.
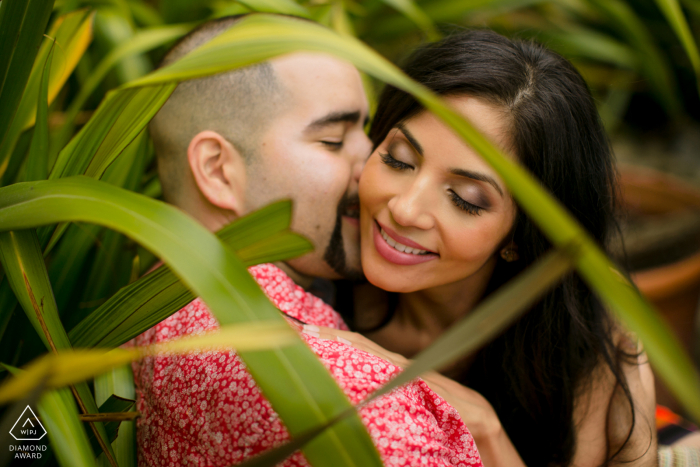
<box><xmin>396</xmin><ymin>123</ymin><xmax>423</xmax><ymax>155</ymax></box>
<box><xmin>450</xmin><ymin>168</ymin><xmax>504</xmax><ymax>197</ymax></box>
<box><xmin>306</xmin><ymin>111</ymin><xmax>362</xmax><ymax>131</ymax></box>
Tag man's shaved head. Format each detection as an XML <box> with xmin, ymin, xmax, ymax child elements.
<box><xmin>149</xmin><ymin>16</ymin><xmax>284</xmax><ymax>204</ymax></box>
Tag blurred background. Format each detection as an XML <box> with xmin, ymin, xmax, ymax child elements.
<box><xmin>12</xmin><ymin>0</ymin><xmax>700</xmax><ymax>414</ymax></box>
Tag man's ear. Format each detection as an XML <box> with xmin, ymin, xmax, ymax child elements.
<box><xmin>188</xmin><ymin>130</ymin><xmax>246</xmax><ymax>217</ymax></box>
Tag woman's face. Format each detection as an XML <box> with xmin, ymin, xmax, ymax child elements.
<box><xmin>359</xmin><ymin>96</ymin><xmax>518</xmax><ymax>293</ymax></box>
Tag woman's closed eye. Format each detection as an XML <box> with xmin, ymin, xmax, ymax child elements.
<box><xmin>449</xmin><ymin>190</ymin><xmax>484</xmax><ymax>216</ymax></box>
<box><xmin>379</xmin><ymin>152</ymin><xmax>413</xmax><ymax>170</ymax></box>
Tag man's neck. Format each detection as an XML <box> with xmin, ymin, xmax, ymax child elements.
<box><xmin>273</xmin><ymin>261</ymin><xmax>315</xmax><ymax>290</ymax></box>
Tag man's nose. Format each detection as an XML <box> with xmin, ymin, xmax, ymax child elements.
<box><xmin>387</xmin><ymin>178</ymin><xmax>434</xmax><ymax>230</ymax></box>
<box><xmin>349</xmin><ymin>132</ymin><xmax>372</xmax><ymax>186</ymax></box>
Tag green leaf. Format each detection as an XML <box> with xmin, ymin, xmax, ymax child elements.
<box><xmin>583</xmin><ymin>0</ymin><xmax>682</xmax><ymax>116</ymax></box>
<box><xmin>536</xmin><ymin>27</ymin><xmax>639</xmax><ymax>70</ymax></box>
<box><xmin>50</xmin><ymin>85</ymin><xmax>176</xmax><ymax>181</ymax></box>
<box><xmin>0</xmin><ymin>230</ymin><xmax>65</xmax><ymax>353</ymax></box>
<box><xmin>94</xmin><ymin>366</ymin><xmax>136</xmax><ymax>467</ymax></box>
<box><xmin>0</xmin><ymin>0</ymin><xmax>54</xmax><ymax>163</ymax></box>
<box><xmin>652</xmin><ymin>0</ymin><xmax>700</xmax><ymax>92</ymax></box>
<box><xmin>0</xmin><ymin>177</ymin><xmax>383</xmax><ymax>467</ymax></box>
<box><xmin>236</xmin><ymin>0</ymin><xmax>311</xmax><ymax>18</ymax></box>
<box><xmin>375</xmin><ymin>0</ymin><xmax>439</xmax><ymax>40</ymax></box>
<box><xmin>0</xmin><ymin>280</ymin><xmax>18</xmax><ymax>345</ymax></box>
<box><xmin>48</xmin><ymin>223</ymin><xmax>102</xmax><ymax>313</ymax></box>
<box><xmin>0</xmin><ymin>323</ymin><xmax>298</xmax><ymax>404</ymax></box>
<box><xmin>0</xmin><ymin>9</ymin><xmax>94</xmax><ymax>176</ymax></box>
<box><xmin>68</xmin><ymin>200</ymin><xmax>312</xmax><ymax>349</ymax></box>
<box><xmin>122</xmin><ymin>13</ymin><xmax>700</xmax><ymax>422</ymax></box>
<box><xmin>25</xmin><ymin>42</ymin><xmax>54</xmax><ymax>182</ymax></box>
<box><xmin>5</xmin><ymin>365</ymin><xmax>96</xmax><ymax>467</ymax></box>
<box><xmin>56</xmin><ymin>23</ymin><xmax>192</xmax><ymax>150</ymax></box>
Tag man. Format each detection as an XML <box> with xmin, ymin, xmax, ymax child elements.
<box><xmin>134</xmin><ymin>15</ymin><xmax>482</xmax><ymax>467</ymax></box>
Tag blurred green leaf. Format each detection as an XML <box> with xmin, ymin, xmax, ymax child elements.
<box><xmin>51</xmin><ymin>85</ymin><xmax>176</xmax><ymax>181</ymax></box>
<box><xmin>0</xmin><ymin>323</ymin><xmax>298</xmax><ymax>405</ymax></box>
<box><xmin>237</xmin><ymin>0</ymin><xmax>311</xmax><ymax>18</ymax></box>
<box><xmin>57</xmin><ymin>23</ymin><xmax>192</xmax><ymax>148</ymax></box>
<box><xmin>25</xmin><ymin>42</ymin><xmax>55</xmax><ymax>182</ymax></box>
<box><xmin>376</xmin><ymin>0</ymin><xmax>439</xmax><ymax>40</ymax></box>
<box><xmin>584</xmin><ymin>0</ymin><xmax>682</xmax><ymax>115</ymax></box>
<box><xmin>0</xmin><ymin>176</ymin><xmax>383</xmax><ymax>467</ymax></box>
<box><xmin>652</xmin><ymin>0</ymin><xmax>700</xmax><ymax>92</ymax></box>
<box><xmin>538</xmin><ymin>27</ymin><xmax>639</xmax><ymax>69</ymax></box>
<box><xmin>0</xmin><ymin>0</ymin><xmax>54</xmax><ymax>164</ymax></box>
<box><xmin>0</xmin><ymin>9</ymin><xmax>94</xmax><ymax>176</ymax></box>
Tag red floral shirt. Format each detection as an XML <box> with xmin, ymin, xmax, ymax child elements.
<box><xmin>132</xmin><ymin>263</ymin><xmax>482</xmax><ymax>467</ymax></box>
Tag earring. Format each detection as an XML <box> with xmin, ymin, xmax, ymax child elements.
<box><xmin>500</xmin><ymin>246</ymin><xmax>519</xmax><ymax>262</ymax></box>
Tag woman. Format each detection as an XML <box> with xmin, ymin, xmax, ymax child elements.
<box><xmin>308</xmin><ymin>30</ymin><xmax>657</xmax><ymax>466</ymax></box>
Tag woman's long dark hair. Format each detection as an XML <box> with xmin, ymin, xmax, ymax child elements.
<box><xmin>368</xmin><ymin>30</ymin><xmax>633</xmax><ymax>466</ymax></box>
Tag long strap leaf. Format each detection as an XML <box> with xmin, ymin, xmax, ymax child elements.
<box><xmin>69</xmin><ymin>200</ymin><xmax>312</xmax><ymax>348</ymax></box>
<box><xmin>0</xmin><ymin>0</ymin><xmax>54</xmax><ymax>163</ymax></box>
<box><xmin>0</xmin><ymin>322</ymin><xmax>297</xmax><ymax>404</ymax></box>
<box><xmin>0</xmin><ymin>9</ymin><xmax>94</xmax><ymax>174</ymax></box>
<box><xmin>0</xmin><ymin>177</ymin><xmax>383</xmax><ymax>467</ymax></box>
<box><xmin>651</xmin><ymin>0</ymin><xmax>700</xmax><ymax>94</ymax></box>
<box><xmin>121</xmin><ymin>13</ymin><xmax>700</xmax><ymax>422</ymax></box>
<box><xmin>53</xmin><ymin>23</ymin><xmax>193</xmax><ymax>154</ymax></box>
<box><xmin>24</xmin><ymin>41</ymin><xmax>54</xmax><ymax>182</ymax></box>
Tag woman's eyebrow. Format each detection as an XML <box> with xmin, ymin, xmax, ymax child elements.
<box><xmin>396</xmin><ymin>123</ymin><xmax>424</xmax><ymax>155</ymax></box>
<box><xmin>450</xmin><ymin>168</ymin><xmax>504</xmax><ymax>197</ymax></box>
<box><xmin>396</xmin><ymin>124</ymin><xmax>503</xmax><ymax>197</ymax></box>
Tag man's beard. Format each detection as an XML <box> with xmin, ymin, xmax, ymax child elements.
<box><xmin>323</xmin><ymin>193</ymin><xmax>364</xmax><ymax>281</ymax></box>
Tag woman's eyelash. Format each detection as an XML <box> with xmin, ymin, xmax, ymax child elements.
<box><xmin>449</xmin><ymin>190</ymin><xmax>483</xmax><ymax>216</ymax></box>
<box><xmin>379</xmin><ymin>152</ymin><xmax>412</xmax><ymax>170</ymax></box>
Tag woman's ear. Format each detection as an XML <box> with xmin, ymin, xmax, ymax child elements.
<box><xmin>188</xmin><ymin>130</ymin><xmax>247</xmax><ymax>217</ymax></box>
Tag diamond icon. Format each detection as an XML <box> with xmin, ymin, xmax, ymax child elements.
<box><xmin>10</xmin><ymin>406</ymin><xmax>47</xmax><ymax>441</ymax></box>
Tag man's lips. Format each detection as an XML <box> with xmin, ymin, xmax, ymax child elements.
<box><xmin>373</xmin><ymin>221</ymin><xmax>438</xmax><ymax>266</ymax></box>
<box><xmin>342</xmin><ymin>202</ymin><xmax>360</xmax><ymax>227</ymax></box>
<box><xmin>343</xmin><ymin>215</ymin><xmax>359</xmax><ymax>227</ymax></box>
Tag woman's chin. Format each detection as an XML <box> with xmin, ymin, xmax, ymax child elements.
<box><xmin>361</xmin><ymin>264</ymin><xmax>423</xmax><ymax>294</ymax></box>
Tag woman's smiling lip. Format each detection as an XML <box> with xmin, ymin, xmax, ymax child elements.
<box><xmin>373</xmin><ymin>221</ymin><xmax>439</xmax><ymax>266</ymax></box>
<box><xmin>376</xmin><ymin>221</ymin><xmax>435</xmax><ymax>252</ymax></box>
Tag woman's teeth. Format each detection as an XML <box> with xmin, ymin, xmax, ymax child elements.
<box><xmin>380</xmin><ymin>227</ymin><xmax>429</xmax><ymax>255</ymax></box>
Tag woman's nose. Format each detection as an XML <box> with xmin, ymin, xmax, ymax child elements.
<box><xmin>387</xmin><ymin>180</ymin><xmax>434</xmax><ymax>230</ymax></box>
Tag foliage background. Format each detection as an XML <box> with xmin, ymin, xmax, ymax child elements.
<box><xmin>0</xmin><ymin>0</ymin><xmax>699</xmax><ymax>466</ymax></box>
